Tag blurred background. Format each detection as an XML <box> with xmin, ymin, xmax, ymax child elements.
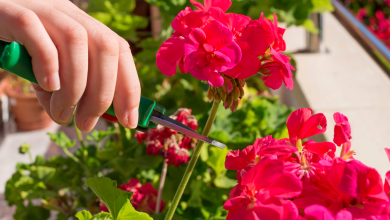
<box><xmin>1</xmin><ymin>0</ymin><xmax>390</xmax><ymax>219</ymax></box>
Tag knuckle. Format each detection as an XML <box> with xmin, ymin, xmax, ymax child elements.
<box><xmin>14</xmin><ymin>10</ymin><xmax>39</xmax><ymax>28</ymax></box>
<box><xmin>63</xmin><ymin>23</ymin><xmax>88</xmax><ymax>46</ymax></box>
<box><xmin>118</xmin><ymin>38</ymin><xmax>131</xmax><ymax>54</ymax></box>
<box><xmin>95</xmin><ymin>93</ymin><xmax>114</xmax><ymax>111</ymax></box>
<box><xmin>94</xmin><ymin>32</ymin><xmax>119</xmax><ymax>56</ymax></box>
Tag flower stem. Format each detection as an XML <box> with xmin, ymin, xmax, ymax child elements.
<box><xmin>74</xmin><ymin>121</ymin><xmax>86</xmax><ymax>148</ymax></box>
<box><xmin>156</xmin><ymin>160</ymin><xmax>168</xmax><ymax>214</ymax></box>
<box><xmin>164</xmin><ymin>101</ymin><xmax>220</xmax><ymax>220</ymax></box>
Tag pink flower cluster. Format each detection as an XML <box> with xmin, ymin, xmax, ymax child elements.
<box><xmin>100</xmin><ymin>178</ymin><xmax>164</xmax><ymax>214</ymax></box>
<box><xmin>355</xmin><ymin>8</ymin><xmax>390</xmax><ymax>48</ymax></box>
<box><xmin>156</xmin><ymin>0</ymin><xmax>295</xmax><ymax>90</ymax></box>
<box><xmin>135</xmin><ymin>108</ymin><xmax>198</xmax><ymax>167</ymax></box>
<box><xmin>224</xmin><ymin>108</ymin><xmax>390</xmax><ymax>219</ymax></box>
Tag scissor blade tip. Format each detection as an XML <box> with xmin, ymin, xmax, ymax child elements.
<box><xmin>211</xmin><ymin>140</ymin><xmax>226</xmax><ymax>149</ymax></box>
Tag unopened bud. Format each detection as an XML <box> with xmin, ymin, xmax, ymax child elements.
<box><xmin>214</xmin><ymin>93</ymin><xmax>221</xmax><ymax>103</ymax></box>
<box><xmin>218</xmin><ymin>87</ymin><xmax>227</xmax><ymax>101</ymax></box>
<box><xmin>223</xmin><ymin>79</ymin><xmax>233</xmax><ymax>93</ymax></box>
<box><xmin>207</xmin><ymin>87</ymin><xmax>214</xmax><ymax>102</ymax></box>
<box><xmin>232</xmin><ymin>87</ymin><xmax>240</xmax><ymax>100</ymax></box>
<box><xmin>230</xmin><ymin>99</ymin><xmax>239</xmax><ymax>112</ymax></box>
<box><xmin>239</xmin><ymin>87</ymin><xmax>245</xmax><ymax>98</ymax></box>
<box><xmin>259</xmin><ymin>68</ymin><xmax>271</xmax><ymax>74</ymax></box>
<box><xmin>224</xmin><ymin>95</ymin><xmax>233</xmax><ymax>109</ymax></box>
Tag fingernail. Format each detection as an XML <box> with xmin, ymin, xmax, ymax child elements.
<box><xmin>83</xmin><ymin>117</ymin><xmax>99</xmax><ymax>132</ymax></box>
<box><xmin>128</xmin><ymin>107</ymin><xmax>139</xmax><ymax>129</ymax></box>
<box><xmin>46</xmin><ymin>73</ymin><xmax>61</xmax><ymax>91</ymax></box>
<box><xmin>59</xmin><ymin>106</ymin><xmax>75</xmax><ymax>123</ymax></box>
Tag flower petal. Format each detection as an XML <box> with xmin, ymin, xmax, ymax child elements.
<box><xmin>240</xmin><ymin>22</ymin><xmax>273</xmax><ymax>56</ymax></box>
<box><xmin>190</xmin><ymin>0</ymin><xmax>205</xmax><ymax>10</ymax></box>
<box><xmin>184</xmin><ymin>28</ymin><xmax>206</xmax><ymax>56</ymax></box>
<box><xmin>203</xmin><ymin>20</ymin><xmax>233</xmax><ymax>46</ymax></box>
<box><xmin>304</xmin><ymin>205</ymin><xmax>335</xmax><ymax>220</ymax></box>
<box><xmin>156</xmin><ymin>37</ymin><xmax>185</xmax><ymax>76</ymax></box>
<box><xmin>204</xmin><ymin>0</ymin><xmax>232</xmax><ymax>12</ymax></box>
<box><xmin>241</xmin><ymin>158</ymin><xmax>284</xmax><ymax>192</ymax></box>
<box><xmin>287</xmin><ymin>108</ymin><xmax>313</xmax><ymax>146</ymax></box>
<box><xmin>265</xmin><ymin>172</ymin><xmax>302</xmax><ymax>199</ymax></box>
<box><xmin>304</xmin><ymin>141</ymin><xmax>336</xmax><ymax>158</ymax></box>
<box><xmin>205</xmin><ymin>67</ymin><xmax>224</xmax><ymax>87</ymax></box>
<box><xmin>299</xmin><ymin>113</ymin><xmax>327</xmax><ymax>140</ymax></box>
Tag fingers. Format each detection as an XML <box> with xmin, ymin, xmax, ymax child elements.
<box><xmin>113</xmin><ymin>39</ymin><xmax>141</xmax><ymax>129</ymax></box>
<box><xmin>37</xmin><ymin>9</ymin><xmax>88</xmax><ymax>124</ymax></box>
<box><xmin>0</xmin><ymin>0</ymin><xmax>60</xmax><ymax>91</ymax></box>
<box><xmin>74</xmin><ymin>30</ymin><xmax>119</xmax><ymax>132</ymax></box>
<box><xmin>53</xmin><ymin>2</ymin><xmax>140</xmax><ymax>130</ymax></box>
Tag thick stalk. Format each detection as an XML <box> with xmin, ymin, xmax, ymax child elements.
<box><xmin>156</xmin><ymin>160</ymin><xmax>168</xmax><ymax>213</ymax></box>
<box><xmin>164</xmin><ymin>101</ymin><xmax>220</xmax><ymax>220</ymax></box>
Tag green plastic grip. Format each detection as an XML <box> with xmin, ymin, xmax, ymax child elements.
<box><xmin>0</xmin><ymin>40</ymin><xmax>165</xmax><ymax>130</ymax></box>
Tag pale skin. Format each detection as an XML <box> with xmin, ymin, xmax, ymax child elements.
<box><xmin>0</xmin><ymin>0</ymin><xmax>141</xmax><ymax>132</ymax></box>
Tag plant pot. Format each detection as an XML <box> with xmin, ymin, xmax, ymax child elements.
<box><xmin>6</xmin><ymin>86</ymin><xmax>52</xmax><ymax>131</ymax></box>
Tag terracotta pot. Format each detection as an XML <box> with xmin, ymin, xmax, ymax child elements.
<box><xmin>6</xmin><ymin>86</ymin><xmax>52</xmax><ymax>131</ymax></box>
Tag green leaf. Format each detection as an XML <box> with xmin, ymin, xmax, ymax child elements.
<box><xmin>88</xmin><ymin>12</ymin><xmax>112</xmax><ymax>25</ymax></box>
<box><xmin>76</xmin><ymin>211</ymin><xmax>93</xmax><ymax>220</ymax></box>
<box><xmin>300</xmin><ymin>19</ymin><xmax>319</xmax><ymax>34</ymax></box>
<box><xmin>214</xmin><ymin>172</ymin><xmax>237</xmax><ymax>189</ymax></box>
<box><xmin>97</xmin><ymin>145</ymin><xmax>120</xmax><ymax>160</ymax></box>
<box><xmin>92</xmin><ymin>213</ymin><xmax>114</xmax><ymax>220</ymax></box>
<box><xmin>187</xmin><ymin>179</ymin><xmax>203</xmax><ymax>208</ymax></box>
<box><xmin>311</xmin><ymin>0</ymin><xmax>334</xmax><ymax>13</ymax></box>
<box><xmin>47</xmin><ymin>132</ymin><xmax>76</xmax><ymax>148</ymax></box>
<box><xmin>85</xmin><ymin>177</ymin><xmax>152</xmax><ymax>220</ymax></box>
<box><xmin>76</xmin><ymin>211</ymin><xmax>114</xmax><ymax>220</ymax></box>
<box><xmin>113</xmin><ymin>158</ymin><xmax>137</xmax><ymax>176</ymax></box>
<box><xmin>87</xmin><ymin>127</ymin><xmax>118</xmax><ymax>143</ymax></box>
<box><xmin>206</xmin><ymin>147</ymin><xmax>229</xmax><ymax>175</ymax></box>
<box><xmin>14</xmin><ymin>202</ymin><xmax>50</xmax><ymax>220</ymax></box>
<box><xmin>34</xmin><ymin>166</ymin><xmax>55</xmax><ymax>182</ymax></box>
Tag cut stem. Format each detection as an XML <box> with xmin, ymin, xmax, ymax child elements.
<box><xmin>74</xmin><ymin>121</ymin><xmax>86</xmax><ymax>148</ymax></box>
<box><xmin>164</xmin><ymin>101</ymin><xmax>220</xmax><ymax>220</ymax></box>
<box><xmin>156</xmin><ymin>160</ymin><xmax>168</xmax><ymax>214</ymax></box>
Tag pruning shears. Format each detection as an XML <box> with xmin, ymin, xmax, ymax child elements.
<box><xmin>0</xmin><ymin>40</ymin><xmax>225</xmax><ymax>149</ymax></box>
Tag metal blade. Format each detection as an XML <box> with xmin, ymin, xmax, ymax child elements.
<box><xmin>150</xmin><ymin>115</ymin><xmax>226</xmax><ymax>149</ymax></box>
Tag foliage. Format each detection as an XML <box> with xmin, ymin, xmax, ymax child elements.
<box><xmin>75</xmin><ymin>177</ymin><xmax>152</xmax><ymax>220</ymax></box>
<box><xmin>5</xmin><ymin>0</ymin><xmax>297</xmax><ymax>219</ymax></box>
<box><xmin>87</xmin><ymin>0</ymin><xmax>148</xmax><ymax>41</ymax></box>
<box><xmin>228</xmin><ymin>0</ymin><xmax>334</xmax><ymax>33</ymax></box>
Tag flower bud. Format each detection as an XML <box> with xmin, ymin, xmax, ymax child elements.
<box><xmin>207</xmin><ymin>87</ymin><xmax>214</xmax><ymax>102</ymax></box>
<box><xmin>218</xmin><ymin>87</ymin><xmax>227</xmax><ymax>102</ymax></box>
<box><xmin>224</xmin><ymin>95</ymin><xmax>233</xmax><ymax>109</ymax></box>
<box><xmin>214</xmin><ymin>93</ymin><xmax>221</xmax><ymax>103</ymax></box>
<box><xmin>223</xmin><ymin>78</ymin><xmax>233</xmax><ymax>93</ymax></box>
<box><xmin>232</xmin><ymin>87</ymin><xmax>240</xmax><ymax>100</ymax></box>
<box><xmin>239</xmin><ymin>86</ymin><xmax>245</xmax><ymax>98</ymax></box>
<box><xmin>230</xmin><ymin>99</ymin><xmax>239</xmax><ymax>112</ymax></box>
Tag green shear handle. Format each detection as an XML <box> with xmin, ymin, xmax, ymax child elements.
<box><xmin>0</xmin><ymin>40</ymin><xmax>165</xmax><ymax>131</ymax></box>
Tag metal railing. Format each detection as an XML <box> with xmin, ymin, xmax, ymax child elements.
<box><xmin>332</xmin><ymin>0</ymin><xmax>390</xmax><ymax>67</ymax></box>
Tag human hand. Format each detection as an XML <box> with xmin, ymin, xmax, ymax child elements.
<box><xmin>0</xmin><ymin>0</ymin><xmax>141</xmax><ymax>131</ymax></box>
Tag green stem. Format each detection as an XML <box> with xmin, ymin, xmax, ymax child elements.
<box><xmin>63</xmin><ymin>147</ymin><xmax>80</xmax><ymax>163</ymax></box>
<box><xmin>164</xmin><ymin>101</ymin><xmax>220</xmax><ymax>220</ymax></box>
<box><xmin>74</xmin><ymin>122</ymin><xmax>86</xmax><ymax>148</ymax></box>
